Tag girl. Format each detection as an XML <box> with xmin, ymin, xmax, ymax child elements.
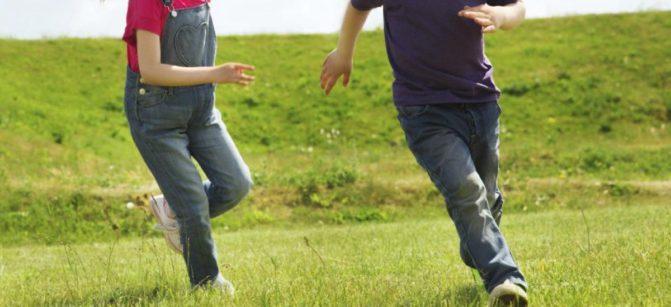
<box><xmin>122</xmin><ymin>0</ymin><xmax>255</xmax><ymax>292</ymax></box>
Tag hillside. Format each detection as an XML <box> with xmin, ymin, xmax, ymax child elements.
<box><xmin>0</xmin><ymin>12</ymin><xmax>669</xmax><ymax>245</ymax></box>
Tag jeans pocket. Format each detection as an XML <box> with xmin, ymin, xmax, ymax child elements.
<box><xmin>397</xmin><ymin>105</ymin><xmax>431</xmax><ymax>118</ymax></box>
<box><xmin>136</xmin><ymin>85</ymin><xmax>168</xmax><ymax>108</ymax></box>
<box><xmin>136</xmin><ymin>91</ymin><xmax>192</xmax><ymax>131</ymax></box>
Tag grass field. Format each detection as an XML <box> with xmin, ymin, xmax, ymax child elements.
<box><xmin>1</xmin><ymin>205</ymin><xmax>669</xmax><ymax>306</ymax></box>
<box><xmin>0</xmin><ymin>11</ymin><xmax>670</xmax><ymax>306</ymax></box>
<box><xmin>0</xmin><ymin>11</ymin><xmax>670</xmax><ymax>245</ymax></box>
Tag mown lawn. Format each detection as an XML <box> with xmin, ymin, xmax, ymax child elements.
<box><xmin>0</xmin><ymin>12</ymin><xmax>670</xmax><ymax>245</ymax></box>
<box><xmin>1</xmin><ymin>205</ymin><xmax>669</xmax><ymax>306</ymax></box>
<box><xmin>0</xmin><ymin>11</ymin><xmax>670</xmax><ymax>306</ymax></box>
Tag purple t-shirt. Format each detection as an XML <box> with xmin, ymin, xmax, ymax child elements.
<box><xmin>351</xmin><ymin>0</ymin><xmax>517</xmax><ymax>106</ymax></box>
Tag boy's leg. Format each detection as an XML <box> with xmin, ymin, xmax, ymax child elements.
<box><xmin>188</xmin><ymin>96</ymin><xmax>252</xmax><ymax>219</ymax></box>
<box><xmin>469</xmin><ymin>102</ymin><xmax>504</xmax><ymax>225</ymax></box>
<box><xmin>460</xmin><ymin>102</ymin><xmax>505</xmax><ymax>268</ymax></box>
<box><xmin>397</xmin><ymin>103</ymin><xmax>526</xmax><ymax>293</ymax></box>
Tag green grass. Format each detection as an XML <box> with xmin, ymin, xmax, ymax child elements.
<box><xmin>1</xmin><ymin>205</ymin><xmax>669</xmax><ymax>306</ymax></box>
<box><xmin>1</xmin><ymin>12</ymin><xmax>670</xmax><ymax>245</ymax></box>
<box><xmin>1</xmin><ymin>11</ymin><xmax>669</xmax><ymax>306</ymax></box>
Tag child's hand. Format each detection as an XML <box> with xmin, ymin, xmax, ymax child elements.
<box><xmin>213</xmin><ymin>63</ymin><xmax>256</xmax><ymax>86</ymax></box>
<box><xmin>458</xmin><ymin>5</ymin><xmax>504</xmax><ymax>34</ymax></box>
<box><xmin>321</xmin><ymin>49</ymin><xmax>353</xmax><ymax>96</ymax></box>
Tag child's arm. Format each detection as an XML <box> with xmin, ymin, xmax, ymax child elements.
<box><xmin>458</xmin><ymin>0</ymin><xmax>526</xmax><ymax>33</ymax></box>
<box><xmin>320</xmin><ymin>3</ymin><xmax>371</xmax><ymax>96</ymax></box>
<box><xmin>136</xmin><ymin>30</ymin><xmax>255</xmax><ymax>87</ymax></box>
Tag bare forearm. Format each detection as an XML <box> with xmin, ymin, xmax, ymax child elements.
<box><xmin>336</xmin><ymin>3</ymin><xmax>370</xmax><ymax>58</ymax></box>
<box><xmin>136</xmin><ymin>30</ymin><xmax>216</xmax><ymax>86</ymax></box>
<box><xmin>497</xmin><ymin>0</ymin><xmax>525</xmax><ymax>30</ymax></box>
<box><xmin>139</xmin><ymin>64</ymin><xmax>216</xmax><ymax>87</ymax></box>
<box><xmin>136</xmin><ymin>30</ymin><xmax>254</xmax><ymax>87</ymax></box>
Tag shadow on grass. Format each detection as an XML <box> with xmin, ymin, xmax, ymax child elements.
<box><xmin>45</xmin><ymin>286</ymin><xmax>166</xmax><ymax>306</ymax></box>
<box><xmin>99</xmin><ymin>287</ymin><xmax>165</xmax><ymax>305</ymax></box>
<box><xmin>431</xmin><ymin>284</ymin><xmax>484</xmax><ymax>306</ymax></box>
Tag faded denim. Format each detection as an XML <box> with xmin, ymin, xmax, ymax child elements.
<box><xmin>123</xmin><ymin>3</ymin><xmax>251</xmax><ymax>287</ymax></box>
<box><xmin>397</xmin><ymin>102</ymin><xmax>527</xmax><ymax>292</ymax></box>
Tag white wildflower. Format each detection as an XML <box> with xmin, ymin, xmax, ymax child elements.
<box><xmin>126</xmin><ymin>202</ymin><xmax>136</xmax><ymax>210</ymax></box>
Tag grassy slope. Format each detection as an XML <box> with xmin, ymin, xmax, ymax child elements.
<box><xmin>0</xmin><ymin>12</ymin><xmax>670</xmax><ymax>245</ymax></box>
<box><xmin>0</xmin><ymin>205</ymin><xmax>669</xmax><ymax>306</ymax></box>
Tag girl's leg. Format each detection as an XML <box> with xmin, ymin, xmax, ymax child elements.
<box><xmin>189</xmin><ymin>98</ymin><xmax>252</xmax><ymax>218</ymax></box>
<box><xmin>132</xmin><ymin>129</ymin><xmax>220</xmax><ymax>287</ymax></box>
<box><xmin>125</xmin><ymin>84</ymin><xmax>221</xmax><ymax>287</ymax></box>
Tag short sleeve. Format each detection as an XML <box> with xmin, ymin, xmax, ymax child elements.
<box><xmin>122</xmin><ymin>0</ymin><xmax>165</xmax><ymax>45</ymax></box>
<box><xmin>351</xmin><ymin>0</ymin><xmax>383</xmax><ymax>11</ymax></box>
<box><xmin>486</xmin><ymin>0</ymin><xmax>518</xmax><ymax>6</ymax></box>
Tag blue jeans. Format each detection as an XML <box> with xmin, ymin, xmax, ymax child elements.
<box><xmin>124</xmin><ymin>67</ymin><xmax>252</xmax><ymax>287</ymax></box>
<box><xmin>397</xmin><ymin>102</ymin><xmax>527</xmax><ymax>292</ymax></box>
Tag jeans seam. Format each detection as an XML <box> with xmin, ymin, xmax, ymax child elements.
<box><xmin>402</xmin><ymin>116</ymin><xmax>497</xmax><ymax>286</ymax></box>
<box><xmin>144</xmin><ymin>140</ymin><xmax>192</xmax><ymax>221</ymax></box>
<box><xmin>134</xmin><ymin>79</ymin><xmax>143</xmax><ymax>125</ymax></box>
<box><xmin>142</xmin><ymin>137</ymin><xmax>218</xmax><ymax>285</ymax></box>
<box><xmin>466</xmin><ymin>108</ymin><xmax>477</xmax><ymax>146</ymax></box>
<box><xmin>407</xmin><ymin>140</ymin><xmax>482</xmax><ymax>270</ymax></box>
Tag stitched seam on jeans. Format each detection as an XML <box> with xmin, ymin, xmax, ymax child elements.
<box><xmin>400</xmin><ymin>115</ymin><xmax>459</xmax><ymax>202</ymax></box>
<box><xmin>143</xmin><ymin>137</ymin><xmax>195</xmax><ymax>222</ymax></box>
<box><xmin>142</xmin><ymin>137</ymin><xmax>216</xmax><ymax>284</ymax></box>
<box><xmin>419</xmin><ymin>153</ymin><xmax>482</xmax><ymax>277</ymax></box>
<box><xmin>134</xmin><ymin>79</ymin><xmax>143</xmax><ymax>125</ymax></box>
<box><xmin>409</xmin><ymin>145</ymin><xmax>485</xmax><ymax>277</ymax></box>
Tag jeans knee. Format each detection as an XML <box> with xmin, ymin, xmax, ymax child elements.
<box><xmin>450</xmin><ymin>175</ymin><xmax>486</xmax><ymax>204</ymax></box>
<box><xmin>240</xmin><ymin>173</ymin><xmax>253</xmax><ymax>196</ymax></box>
<box><xmin>226</xmin><ymin>175</ymin><xmax>252</xmax><ymax>203</ymax></box>
<box><xmin>445</xmin><ymin>174</ymin><xmax>487</xmax><ymax>217</ymax></box>
<box><xmin>209</xmin><ymin>174</ymin><xmax>252</xmax><ymax>215</ymax></box>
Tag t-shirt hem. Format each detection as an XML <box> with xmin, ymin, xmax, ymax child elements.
<box><xmin>351</xmin><ymin>0</ymin><xmax>379</xmax><ymax>11</ymax></box>
<box><xmin>393</xmin><ymin>93</ymin><xmax>500</xmax><ymax>106</ymax></box>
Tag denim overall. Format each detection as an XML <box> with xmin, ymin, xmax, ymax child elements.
<box><xmin>123</xmin><ymin>2</ymin><xmax>252</xmax><ymax>287</ymax></box>
<box><xmin>397</xmin><ymin>102</ymin><xmax>527</xmax><ymax>292</ymax></box>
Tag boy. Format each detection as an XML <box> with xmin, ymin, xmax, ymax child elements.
<box><xmin>320</xmin><ymin>1</ymin><xmax>528</xmax><ymax>305</ymax></box>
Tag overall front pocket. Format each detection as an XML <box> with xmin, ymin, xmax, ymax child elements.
<box><xmin>136</xmin><ymin>85</ymin><xmax>168</xmax><ymax>108</ymax></box>
<box><xmin>136</xmin><ymin>89</ymin><xmax>192</xmax><ymax>132</ymax></box>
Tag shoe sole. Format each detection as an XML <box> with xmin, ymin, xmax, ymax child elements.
<box><xmin>489</xmin><ymin>283</ymin><xmax>528</xmax><ymax>307</ymax></box>
<box><xmin>149</xmin><ymin>199</ymin><xmax>183</xmax><ymax>255</ymax></box>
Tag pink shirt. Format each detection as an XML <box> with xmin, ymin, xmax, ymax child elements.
<box><xmin>123</xmin><ymin>0</ymin><xmax>211</xmax><ymax>73</ymax></box>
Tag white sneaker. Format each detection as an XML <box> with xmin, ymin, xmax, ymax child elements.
<box><xmin>214</xmin><ymin>273</ymin><xmax>235</xmax><ymax>296</ymax></box>
<box><xmin>149</xmin><ymin>195</ymin><xmax>182</xmax><ymax>254</ymax></box>
<box><xmin>488</xmin><ymin>280</ymin><xmax>528</xmax><ymax>307</ymax></box>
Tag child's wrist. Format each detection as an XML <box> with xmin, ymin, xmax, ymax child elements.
<box><xmin>339</xmin><ymin>51</ymin><xmax>355</xmax><ymax>62</ymax></box>
<box><xmin>207</xmin><ymin>67</ymin><xmax>224</xmax><ymax>84</ymax></box>
<box><xmin>492</xmin><ymin>6</ymin><xmax>508</xmax><ymax>29</ymax></box>
<box><xmin>335</xmin><ymin>45</ymin><xmax>354</xmax><ymax>58</ymax></box>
